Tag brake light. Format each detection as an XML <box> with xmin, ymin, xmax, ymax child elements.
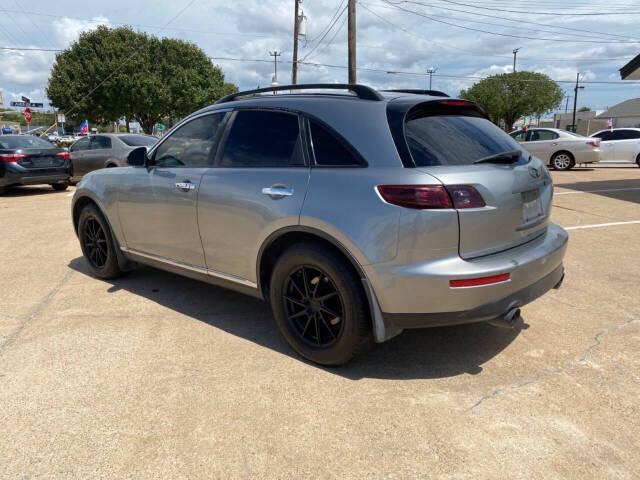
<box><xmin>377</xmin><ymin>185</ymin><xmax>485</xmax><ymax>210</ymax></box>
<box><xmin>445</xmin><ymin>185</ymin><xmax>486</xmax><ymax>209</ymax></box>
<box><xmin>450</xmin><ymin>273</ymin><xmax>510</xmax><ymax>288</ymax></box>
<box><xmin>377</xmin><ymin>185</ymin><xmax>452</xmax><ymax>209</ymax></box>
<box><xmin>439</xmin><ymin>100</ymin><xmax>472</xmax><ymax>107</ymax></box>
<box><xmin>0</xmin><ymin>153</ymin><xmax>26</xmax><ymax>163</ymax></box>
<box><xmin>587</xmin><ymin>139</ymin><xmax>600</xmax><ymax>148</ymax></box>
<box><xmin>56</xmin><ymin>152</ymin><xmax>70</xmax><ymax>160</ymax></box>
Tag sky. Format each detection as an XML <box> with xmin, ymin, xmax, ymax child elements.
<box><xmin>1</xmin><ymin>0</ymin><xmax>640</xmax><ymax>117</ymax></box>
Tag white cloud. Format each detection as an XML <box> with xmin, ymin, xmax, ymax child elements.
<box><xmin>52</xmin><ymin>15</ymin><xmax>111</xmax><ymax>46</ymax></box>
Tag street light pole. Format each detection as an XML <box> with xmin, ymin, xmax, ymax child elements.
<box><xmin>426</xmin><ymin>67</ymin><xmax>437</xmax><ymax>90</ymax></box>
<box><xmin>269</xmin><ymin>50</ymin><xmax>281</xmax><ymax>85</ymax></box>
<box><xmin>512</xmin><ymin>47</ymin><xmax>521</xmax><ymax>72</ymax></box>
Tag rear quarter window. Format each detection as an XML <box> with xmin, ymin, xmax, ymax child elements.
<box><xmin>405</xmin><ymin>115</ymin><xmax>523</xmax><ymax>166</ymax></box>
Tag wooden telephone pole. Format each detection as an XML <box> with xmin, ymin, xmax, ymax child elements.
<box><xmin>292</xmin><ymin>0</ymin><xmax>300</xmax><ymax>84</ymax></box>
<box><xmin>348</xmin><ymin>0</ymin><xmax>356</xmax><ymax>84</ymax></box>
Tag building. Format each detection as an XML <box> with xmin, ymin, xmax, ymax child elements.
<box><xmin>620</xmin><ymin>54</ymin><xmax>640</xmax><ymax>80</ymax></box>
<box><xmin>595</xmin><ymin>98</ymin><xmax>640</xmax><ymax>129</ymax></box>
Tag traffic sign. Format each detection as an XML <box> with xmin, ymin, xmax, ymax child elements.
<box><xmin>10</xmin><ymin>101</ymin><xmax>43</xmax><ymax>108</ymax></box>
<box><xmin>23</xmin><ymin>108</ymin><xmax>32</xmax><ymax>123</ymax></box>
<box><xmin>156</xmin><ymin>124</ymin><xmax>166</xmax><ymax>131</ymax></box>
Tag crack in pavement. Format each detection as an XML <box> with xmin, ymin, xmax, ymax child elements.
<box><xmin>471</xmin><ymin>317</ymin><xmax>640</xmax><ymax>410</ymax></box>
<box><xmin>0</xmin><ymin>270</ymin><xmax>74</xmax><ymax>357</ymax></box>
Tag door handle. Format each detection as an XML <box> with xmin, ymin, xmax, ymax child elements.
<box><xmin>551</xmin><ymin>142</ymin><xmax>558</xmax><ymax>146</ymax></box>
<box><xmin>175</xmin><ymin>181</ymin><xmax>196</xmax><ymax>192</ymax></box>
<box><xmin>262</xmin><ymin>186</ymin><xmax>294</xmax><ymax>198</ymax></box>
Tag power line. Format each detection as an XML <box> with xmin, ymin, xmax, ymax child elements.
<box><xmin>436</xmin><ymin>0</ymin><xmax>639</xmax><ymax>15</ymax></box>
<box><xmin>300</xmin><ymin>6</ymin><xmax>347</xmax><ymax>61</ymax></box>
<box><xmin>306</xmin><ymin>11</ymin><xmax>348</xmax><ymax>61</ymax></box>
<box><xmin>380</xmin><ymin>0</ymin><xmax>640</xmax><ymax>43</ymax></box>
<box><xmin>305</xmin><ymin>0</ymin><xmax>347</xmax><ymax>45</ymax></box>
<box><xmin>379</xmin><ymin>0</ymin><xmax>637</xmax><ymax>41</ymax></box>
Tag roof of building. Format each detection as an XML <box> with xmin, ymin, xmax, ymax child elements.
<box><xmin>596</xmin><ymin>98</ymin><xmax>640</xmax><ymax>118</ymax></box>
<box><xmin>620</xmin><ymin>53</ymin><xmax>640</xmax><ymax>80</ymax></box>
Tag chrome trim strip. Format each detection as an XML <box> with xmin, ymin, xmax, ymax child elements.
<box><xmin>120</xmin><ymin>247</ymin><xmax>258</xmax><ymax>288</ymax></box>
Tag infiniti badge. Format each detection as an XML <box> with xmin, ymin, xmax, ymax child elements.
<box><xmin>529</xmin><ymin>167</ymin><xmax>540</xmax><ymax>179</ymax></box>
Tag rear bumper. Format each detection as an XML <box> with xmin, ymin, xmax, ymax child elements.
<box><xmin>365</xmin><ymin>222</ymin><xmax>568</xmax><ymax>324</ymax></box>
<box><xmin>0</xmin><ymin>161</ymin><xmax>71</xmax><ymax>187</ymax></box>
<box><xmin>574</xmin><ymin>149</ymin><xmax>601</xmax><ymax>164</ymax></box>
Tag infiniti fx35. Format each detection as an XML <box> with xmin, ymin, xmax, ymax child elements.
<box><xmin>72</xmin><ymin>84</ymin><xmax>568</xmax><ymax>365</ymax></box>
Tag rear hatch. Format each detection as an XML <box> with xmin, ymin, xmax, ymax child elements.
<box><xmin>395</xmin><ymin>100</ymin><xmax>553</xmax><ymax>259</ymax></box>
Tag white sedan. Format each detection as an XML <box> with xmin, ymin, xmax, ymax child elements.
<box><xmin>509</xmin><ymin>128</ymin><xmax>602</xmax><ymax>171</ymax></box>
<box><xmin>590</xmin><ymin>128</ymin><xmax>640</xmax><ymax>167</ymax></box>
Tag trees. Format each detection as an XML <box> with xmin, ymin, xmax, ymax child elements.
<box><xmin>460</xmin><ymin>71</ymin><xmax>564</xmax><ymax>131</ymax></box>
<box><xmin>47</xmin><ymin>26</ymin><xmax>238</xmax><ymax>133</ymax></box>
<box><xmin>578</xmin><ymin>106</ymin><xmax>591</xmax><ymax>112</ymax></box>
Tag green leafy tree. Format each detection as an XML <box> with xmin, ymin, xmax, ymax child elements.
<box><xmin>460</xmin><ymin>71</ymin><xmax>563</xmax><ymax>131</ymax></box>
<box><xmin>47</xmin><ymin>26</ymin><xmax>238</xmax><ymax>133</ymax></box>
<box><xmin>578</xmin><ymin>106</ymin><xmax>591</xmax><ymax>112</ymax></box>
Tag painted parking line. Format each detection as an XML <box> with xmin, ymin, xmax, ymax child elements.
<box><xmin>66</xmin><ymin>192</ymin><xmax>74</xmax><ymax>197</ymax></box>
<box><xmin>565</xmin><ymin>220</ymin><xmax>640</xmax><ymax>231</ymax></box>
<box><xmin>555</xmin><ymin>187</ymin><xmax>640</xmax><ymax>196</ymax></box>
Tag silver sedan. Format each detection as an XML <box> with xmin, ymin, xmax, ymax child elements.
<box><xmin>510</xmin><ymin>127</ymin><xmax>601</xmax><ymax>170</ymax></box>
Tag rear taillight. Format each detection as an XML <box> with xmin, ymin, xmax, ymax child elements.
<box><xmin>450</xmin><ymin>273</ymin><xmax>510</xmax><ymax>288</ymax></box>
<box><xmin>0</xmin><ymin>153</ymin><xmax>26</xmax><ymax>163</ymax></box>
<box><xmin>587</xmin><ymin>139</ymin><xmax>600</xmax><ymax>148</ymax></box>
<box><xmin>56</xmin><ymin>152</ymin><xmax>70</xmax><ymax>160</ymax></box>
<box><xmin>439</xmin><ymin>100</ymin><xmax>472</xmax><ymax>107</ymax></box>
<box><xmin>376</xmin><ymin>185</ymin><xmax>485</xmax><ymax>210</ymax></box>
<box><xmin>377</xmin><ymin>185</ymin><xmax>452</xmax><ymax>209</ymax></box>
<box><xmin>445</xmin><ymin>185</ymin><xmax>486</xmax><ymax>209</ymax></box>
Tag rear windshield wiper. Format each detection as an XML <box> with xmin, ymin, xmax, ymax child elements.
<box><xmin>473</xmin><ymin>149</ymin><xmax>522</xmax><ymax>164</ymax></box>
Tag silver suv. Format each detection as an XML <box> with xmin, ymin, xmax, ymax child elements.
<box><xmin>72</xmin><ymin>84</ymin><xmax>568</xmax><ymax>365</ymax></box>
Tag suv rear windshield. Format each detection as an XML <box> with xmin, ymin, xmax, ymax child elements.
<box><xmin>405</xmin><ymin>115</ymin><xmax>523</xmax><ymax>166</ymax></box>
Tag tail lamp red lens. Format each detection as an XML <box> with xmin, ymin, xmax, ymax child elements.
<box><xmin>450</xmin><ymin>273</ymin><xmax>510</xmax><ymax>288</ymax></box>
<box><xmin>56</xmin><ymin>152</ymin><xmax>70</xmax><ymax>160</ymax></box>
<box><xmin>587</xmin><ymin>139</ymin><xmax>600</xmax><ymax>148</ymax></box>
<box><xmin>439</xmin><ymin>100</ymin><xmax>472</xmax><ymax>107</ymax></box>
<box><xmin>0</xmin><ymin>153</ymin><xmax>26</xmax><ymax>163</ymax></box>
<box><xmin>377</xmin><ymin>185</ymin><xmax>485</xmax><ymax>210</ymax></box>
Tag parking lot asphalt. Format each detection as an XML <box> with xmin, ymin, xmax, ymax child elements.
<box><xmin>1</xmin><ymin>166</ymin><xmax>639</xmax><ymax>479</ymax></box>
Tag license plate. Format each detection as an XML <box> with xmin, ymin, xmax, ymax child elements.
<box><xmin>522</xmin><ymin>189</ymin><xmax>543</xmax><ymax>223</ymax></box>
<box><xmin>32</xmin><ymin>157</ymin><xmax>54</xmax><ymax>167</ymax></box>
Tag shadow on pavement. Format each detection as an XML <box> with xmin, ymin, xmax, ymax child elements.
<box><xmin>0</xmin><ymin>185</ymin><xmax>70</xmax><ymax>197</ymax></box>
<box><xmin>555</xmin><ymin>178</ymin><xmax>640</xmax><ymax>205</ymax></box>
<box><xmin>68</xmin><ymin>257</ymin><xmax>523</xmax><ymax>380</ymax></box>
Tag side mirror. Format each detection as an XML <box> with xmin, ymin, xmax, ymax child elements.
<box><xmin>127</xmin><ymin>146</ymin><xmax>147</xmax><ymax>167</ymax></box>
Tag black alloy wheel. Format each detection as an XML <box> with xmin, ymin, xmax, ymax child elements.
<box><xmin>83</xmin><ymin>217</ymin><xmax>108</xmax><ymax>269</ymax></box>
<box><xmin>283</xmin><ymin>265</ymin><xmax>345</xmax><ymax>348</ymax></box>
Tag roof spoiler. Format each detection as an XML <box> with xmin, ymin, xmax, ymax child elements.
<box><xmin>382</xmin><ymin>89</ymin><xmax>449</xmax><ymax>98</ymax></box>
<box><xmin>216</xmin><ymin>83</ymin><xmax>384</xmax><ymax>104</ymax></box>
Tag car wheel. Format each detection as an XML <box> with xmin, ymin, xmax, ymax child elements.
<box><xmin>269</xmin><ymin>243</ymin><xmax>372</xmax><ymax>366</ymax></box>
<box><xmin>78</xmin><ymin>204</ymin><xmax>123</xmax><ymax>279</ymax></box>
<box><xmin>636</xmin><ymin>153</ymin><xmax>640</xmax><ymax>168</ymax></box>
<box><xmin>551</xmin><ymin>152</ymin><xmax>575</xmax><ymax>171</ymax></box>
<box><xmin>51</xmin><ymin>182</ymin><xmax>69</xmax><ymax>191</ymax></box>
<box><xmin>0</xmin><ymin>186</ymin><xmax>5</xmax><ymax>195</ymax></box>
<box><xmin>106</xmin><ymin>164</ymin><xmax>116</xmax><ymax>168</ymax></box>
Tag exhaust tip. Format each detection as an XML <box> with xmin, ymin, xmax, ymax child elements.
<box><xmin>488</xmin><ymin>307</ymin><xmax>522</xmax><ymax>329</ymax></box>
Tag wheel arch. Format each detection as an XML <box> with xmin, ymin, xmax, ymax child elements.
<box><xmin>256</xmin><ymin>226</ymin><xmax>401</xmax><ymax>343</ymax></box>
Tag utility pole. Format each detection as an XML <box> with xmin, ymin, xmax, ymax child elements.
<box><xmin>269</xmin><ymin>51</ymin><xmax>281</xmax><ymax>85</ymax></box>
<box><xmin>348</xmin><ymin>0</ymin><xmax>356</xmax><ymax>84</ymax></box>
<box><xmin>512</xmin><ymin>47</ymin><xmax>521</xmax><ymax>73</ymax></box>
<box><xmin>426</xmin><ymin>67</ymin><xmax>437</xmax><ymax>90</ymax></box>
<box><xmin>292</xmin><ymin>0</ymin><xmax>300</xmax><ymax>84</ymax></box>
<box><xmin>564</xmin><ymin>95</ymin><xmax>572</xmax><ymax>114</ymax></box>
<box><xmin>571</xmin><ymin>72</ymin><xmax>585</xmax><ymax>133</ymax></box>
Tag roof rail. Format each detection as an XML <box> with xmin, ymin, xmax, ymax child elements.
<box><xmin>215</xmin><ymin>83</ymin><xmax>384</xmax><ymax>104</ymax></box>
<box><xmin>382</xmin><ymin>89</ymin><xmax>449</xmax><ymax>98</ymax></box>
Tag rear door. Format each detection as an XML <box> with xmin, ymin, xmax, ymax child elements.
<box><xmin>69</xmin><ymin>137</ymin><xmax>91</xmax><ymax>176</ymax></box>
<box><xmin>612</xmin><ymin>130</ymin><xmax>640</xmax><ymax>162</ymax></box>
<box><xmin>197</xmin><ymin>109</ymin><xmax>310</xmax><ymax>283</ymax></box>
<box><xmin>404</xmin><ymin>109</ymin><xmax>552</xmax><ymax>259</ymax></box>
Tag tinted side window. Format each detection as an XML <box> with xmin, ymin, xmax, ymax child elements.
<box><xmin>618</xmin><ymin>130</ymin><xmax>640</xmax><ymax>140</ymax></box>
<box><xmin>153</xmin><ymin>114</ymin><xmax>225</xmax><ymax>168</ymax></box>
<box><xmin>510</xmin><ymin>130</ymin><xmax>526</xmax><ymax>142</ymax></box>
<box><xmin>530</xmin><ymin>130</ymin><xmax>558</xmax><ymax>141</ymax></box>
<box><xmin>309</xmin><ymin>120</ymin><xmax>363</xmax><ymax>166</ymax></box>
<box><xmin>71</xmin><ymin>137</ymin><xmax>90</xmax><ymax>152</ymax></box>
<box><xmin>593</xmin><ymin>131</ymin><xmax>612</xmax><ymax>140</ymax></box>
<box><xmin>91</xmin><ymin>136</ymin><xmax>112</xmax><ymax>149</ymax></box>
<box><xmin>220</xmin><ymin>110</ymin><xmax>304</xmax><ymax>167</ymax></box>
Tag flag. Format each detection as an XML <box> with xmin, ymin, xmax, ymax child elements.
<box><xmin>606</xmin><ymin>118</ymin><xmax>613</xmax><ymax>128</ymax></box>
<box><xmin>79</xmin><ymin>120</ymin><xmax>88</xmax><ymax>135</ymax></box>
<box><xmin>522</xmin><ymin>117</ymin><xmax>528</xmax><ymax>132</ymax></box>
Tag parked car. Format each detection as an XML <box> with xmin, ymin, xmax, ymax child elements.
<box><xmin>509</xmin><ymin>127</ymin><xmax>601</xmax><ymax>170</ymax></box>
<box><xmin>69</xmin><ymin>134</ymin><xmax>158</xmax><ymax>180</ymax></box>
<box><xmin>590</xmin><ymin>128</ymin><xmax>640</xmax><ymax>166</ymax></box>
<box><xmin>45</xmin><ymin>133</ymin><xmax>61</xmax><ymax>143</ymax></box>
<box><xmin>72</xmin><ymin>84</ymin><xmax>567</xmax><ymax>365</ymax></box>
<box><xmin>0</xmin><ymin>134</ymin><xmax>71</xmax><ymax>194</ymax></box>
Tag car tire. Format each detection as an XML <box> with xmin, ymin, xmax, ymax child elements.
<box><xmin>78</xmin><ymin>203</ymin><xmax>123</xmax><ymax>279</ymax></box>
<box><xmin>0</xmin><ymin>186</ymin><xmax>5</xmax><ymax>195</ymax></box>
<box><xmin>51</xmin><ymin>182</ymin><xmax>69</xmax><ymax>191</ymax></box>
<box><xmin>269</xmin><ymin>242</ymin><xmax>372</xmax><ymax>366</ymax></box>
<box><xmin>636</xmin><ymin>153</ymin><xmax>640</xmax><ymax>168</ymax></box>
<box><xmin>551</xmin><ymin>151</ymin><xmax>575</xmax><ymax>171</ymax></box>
